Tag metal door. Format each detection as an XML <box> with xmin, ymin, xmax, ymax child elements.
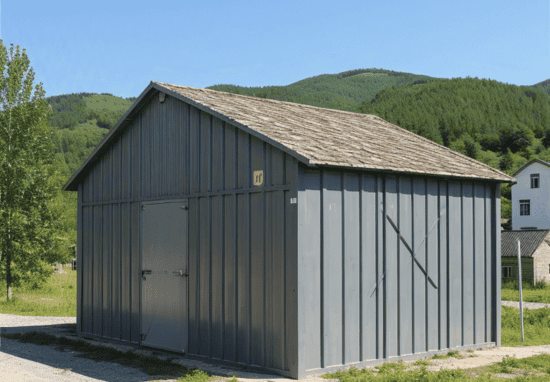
<box><xmin>140</xmin><ymin>200</ymin><xmax>188</xmax><ymax>353</ymax></box>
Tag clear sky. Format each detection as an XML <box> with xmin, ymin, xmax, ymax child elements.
<box><xmin>2</xmin><ymin>0</ymin><xmax>549</xmax><ymax>99</ymax></box>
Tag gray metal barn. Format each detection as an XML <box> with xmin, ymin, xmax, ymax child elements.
<box><xmin>63</xmin><ymin>82</ymin><xmax>514</xmax><ymax>379</ymax></box>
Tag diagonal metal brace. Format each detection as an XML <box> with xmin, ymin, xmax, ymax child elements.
<box><xmin>384</xmin><ymin>209</ymin><xmax>438</xmax><ymax>290</ymax></box>
<box><xmin>368</xmin><ymin>204</ymin><xmax>443</xmax><ymax>297</ymax></box>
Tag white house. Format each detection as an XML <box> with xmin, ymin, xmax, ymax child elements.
<box><xmin>512</xmin><ymin>159</ymin><xmax>550</xmax><ymax>230</ymax></box>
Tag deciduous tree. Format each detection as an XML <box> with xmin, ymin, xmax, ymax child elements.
<box><xmin>0</xmin><ymin>41</ymin><xmax>63</xmax><ymax>300</ymax></box>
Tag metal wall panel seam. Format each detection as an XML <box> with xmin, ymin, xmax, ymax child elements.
<box><xmin>209</xmin><ymin>197</ymin><xmax>213</xmax><ymax>358</ymax></box>
<box><xmin>446</xmin><ymin>182</ymin><xmax>450</xmax><ymax>348</ymax></box>
<box><xmin>376</xmin><ymin>176</ymin><xmax>381</xmax><ymax>360</ymax></box>
<box><xmin>341</xmin><ymin>172</ymin><xmax>345</xmax><ymax>365</ymax></box>
<box><xmin>460</xmin><ymin>183</ymin><xmax>464</xmax><ymax>346</ymax></box>
<box><xmin>437</xmin><ymin>181</ymin><xmax>443</xmax><ymax>349</ymax></box>
<box><xmin>396</xmin><ymin>177</ymin><xmax>401</xmax><ymax>356</ymax></box>
<box><xmin>77</xmin><ymin>184</ymin><xmax>83</xmax><ymax>334</ymax></box>
<box><xmin>234</xmin><ymin>130</ymin><xmax>239</xmax><ymax>363</ymax></box>
<box><xmin>248</xmin><ymin>132</ymin><xmax>252</xmax><ymax>365</ymax></box>
<box><xmin>382</xmin><ymin>177</ymin><xmax>387</xmax><ymax>359</ymax></box>
<box><xmin>110</xmin><ymin>147</ymin><xmax>114</xmax><ymax>338</ymax></box>
<box><xmin>263</xmin><ymin>142</ymin><xmax>268</xmax><ymax>367</ymax></box>
<box><xmin>409</xmin><ymin>177</ymin><xmax>414</xmax><ymax>355</ymax></box>
<box><xmin>319</xmin><ymin>171</ymin><xmax>324</xmax><ymax>369</ymax></box>
<box><xmin>495</xmin><ymin>184</ymin><xmax>501</xmax><ymax>346</ymax></box>
<box><xmin>483</xmin><ymin>185</ymin><xmax>492</xmax><ymax>342</ymax></box>
<box><xmin>422</xmin><ymin>178</ymin><xmax>432</xmax><ymax>351</ymax></box>
<box><xmin>90</xmin><ymin>205</ymin><xmax>94</xmax><ymax>335</ymax></box>
<box><xmin>286</xmin><ymin>156</ymin><xmax>298</xmax><ymax>376</ymax></box>
<box><xmin>135</xmin><ymin>114</ymin><xmax>143</xmax><ymax>342</ymax></box>
<box><xmin>79</xmin><ymin>186</ymin><xmax>292</xmax><ymax>207</ymax></box>
<box><xmin>234</xmin><ymin>194</ymin><xmax>239</xmax><ymax>362</ymax></box>
<box><xmin>472</xmin><ymin>185</ymin><xmax>476</xmax><ymax>344</ymax></box>
<box><xmin>209</xmin><ymin>115</ymin><xmax>213</xmax><ymax>358</ymax></box>
<box><xmin>222</xmin><ymin>121</ymin><xmax>226</xmax><ymax>361</ymax></box>
<box><xmin>358</xmin><ymin>175</ymin><xmax>363</xmax><ymax>362</ymax></box>
<box><xmin>283</xmin><ymin>156</ymin><xmax>288</xmax><ymax>372</ymax></box>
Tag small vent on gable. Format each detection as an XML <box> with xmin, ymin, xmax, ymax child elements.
<box><xmin>159</xmin><ymin>92</ymin><xmax>165</xmax><ymax>103</ymax></box>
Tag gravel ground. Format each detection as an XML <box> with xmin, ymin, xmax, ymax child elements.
<box><xmin>0</xmin><ymin>314</ymin><xmax>167</xmax><ymax>382</ymax></box>
<box><xmin>2</xmin><ymin>306</ymin><xmax>550</xmax><ymax>381</ymax></box>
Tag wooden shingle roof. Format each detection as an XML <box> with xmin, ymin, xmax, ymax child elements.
<box><xmin>156</xmin><ymin>82</ymin><xmax>513</xmax><ymax>182</ymax></box>
<box><xmin>501</xmin><ymin>230</ymin><xmax>550</xmax><ymax>257</ymax></box>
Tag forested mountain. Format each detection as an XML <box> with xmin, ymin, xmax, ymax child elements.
<box><xmin>40</xmin><ymin>70</ymin><xmax>550</xmax><ymax>252</ymax></box>
<box><xmin>207</xmin><ymin>68</ymin><xmax>437</xmax><ymax>112</ymax></box>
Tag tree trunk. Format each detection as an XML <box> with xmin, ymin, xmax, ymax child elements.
<box><xmin>6</xmin><ymin>232</ymin><xmax>11</xmax><ymax>302</ymax></box>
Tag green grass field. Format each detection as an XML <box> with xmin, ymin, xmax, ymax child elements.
<box><xmin>502</xmin><ymin>281</ymin><xmax>550</xmax><ymax>304</ymax></box>
<box><xmin>0</xmin><ymin>264</ymin><xmax>76</xmax><ymax>317</ymax></box>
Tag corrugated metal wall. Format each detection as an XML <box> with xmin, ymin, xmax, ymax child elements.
<box><xmin>296</xmin><ymin>167</ymin><xmax>501</xmax><ymax>376</ymax></box>
<box><xmin>78</xmin><ymin>93</ymin><xmax>299</xmax><ymax>376</ymax></box>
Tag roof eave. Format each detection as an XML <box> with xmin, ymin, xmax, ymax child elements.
<box><xmin>308</xmin><ymin>162</ymin><xmax>514</xmax><ymax>183</ymax></box>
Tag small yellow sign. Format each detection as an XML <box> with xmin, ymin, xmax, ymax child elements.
<box><xmin>253</xmin><ymin>170</ymin><xmax>264</xmax><ymax>186</ymax></box>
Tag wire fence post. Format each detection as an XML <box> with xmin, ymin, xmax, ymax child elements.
<box><xmin>517</xmin><ymin>239</ymin><xmax>524</xmax><ymax>343</ymax></box>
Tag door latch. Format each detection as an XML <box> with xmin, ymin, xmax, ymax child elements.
<box><xmin>142</xmin><ymin>270</ymin><xmax>152</xmax><ymax>280</ymax></box>
<box><xmin>142</xmin><ymin>269</ymin><xmax>188</xmax><ymax>280</ymax></box>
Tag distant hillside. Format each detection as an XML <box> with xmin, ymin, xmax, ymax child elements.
<box><xmin>533</xmin><ymin>78</ymin><xmax>550</xmax><ymax>95</ymax></box>
<box><xmin>46</xmin><ymin>93</ymin><xmax>136</xmax><ymax>177</ymax></box>
<box><xmin>207</xmin><ymin>68</ymin><xmax>438</xmax><ymax>112</ymax></box>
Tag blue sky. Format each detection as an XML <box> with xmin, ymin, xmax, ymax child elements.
<box><xmin>2</xmin><ymin>0</ymin><xmax>549</xmax><ymax>98</ymax></box>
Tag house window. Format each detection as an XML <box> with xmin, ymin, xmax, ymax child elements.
<box><xmin>520</xmin><ymin>200</ymin><xmax>530</xmax><ymax>216</ymax></box>
<box><xmin>531</xmin><ymin>173</ymin><xmax>540</xmax><ymax>188</ymax></box>
<box><xmin>503</xmin><ymin>266</ymin><xmax>512</xmax><ymax>278</ymax></box>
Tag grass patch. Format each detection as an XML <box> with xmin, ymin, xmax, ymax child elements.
<box><xmin>0</xmin><ymin>265</ymin><xmax>76</xmax><ymax>317</ymax></box>
<box><xmin>488</xmin><ymin>354</ymin><xmax>550</xmax><ymax>377</ymax></box>
<box><xmin>411</xmin><ymin>358</ymin><xmax>430</xmax><ymax>366</ymax></box>
<box><xmin>321</xmin><ymin>354</ymin><xmax>550</xmax><ymax>381</ymax></box>
<box><xmin>322</xmin><ymin>364</ymin><xmax>471</xmax><ymax>381</ymax></box>
<box><xmin>501</xmin><ymin>280</ymin><xmax>550</xmax><ymax>304</ymax></box>
<box><xmin>430</xmin><ymin>350</ymin><xmax>464</xmax><ymax>360</ymax></box>
<box><xmin>501</xmin><ymin>306</ymin><xmax>550</xmax><ymax>346</ymax></box>
<box><xmin>0</xmin><ymin>331</ymin><xmax>209</xmax><ymax>379</ymax></box>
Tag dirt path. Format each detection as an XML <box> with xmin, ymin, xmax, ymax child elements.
<box><xmin>2</xmin><ymin>312</ymin><xmax>550</xmax><ymax>380</ymax></box>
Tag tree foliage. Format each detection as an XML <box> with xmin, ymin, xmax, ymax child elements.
<box><xmin>0</xmin><ymin>41</ymin><xmax>66</xmax><ymax>298</ymax></box>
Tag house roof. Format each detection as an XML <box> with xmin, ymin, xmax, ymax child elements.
<box><xmin>501</xmin><ymin>230</ymin><xmax>550</xmax><ymax>257</ymax></box>
<box><xmin>514</xmin><ymin>159</ymin><xmax>550</xmax><ymax>176</ymax></box>
<box><xmin>63</xmin><ymin>82</ymin><xmax>514</xmax><ymax>191</ymax></box>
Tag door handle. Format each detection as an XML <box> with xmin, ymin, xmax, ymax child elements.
<box><xmin>142</xmin><ymin>270</ymin><xmax>188</xmax><ymax>280</ymax></box>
